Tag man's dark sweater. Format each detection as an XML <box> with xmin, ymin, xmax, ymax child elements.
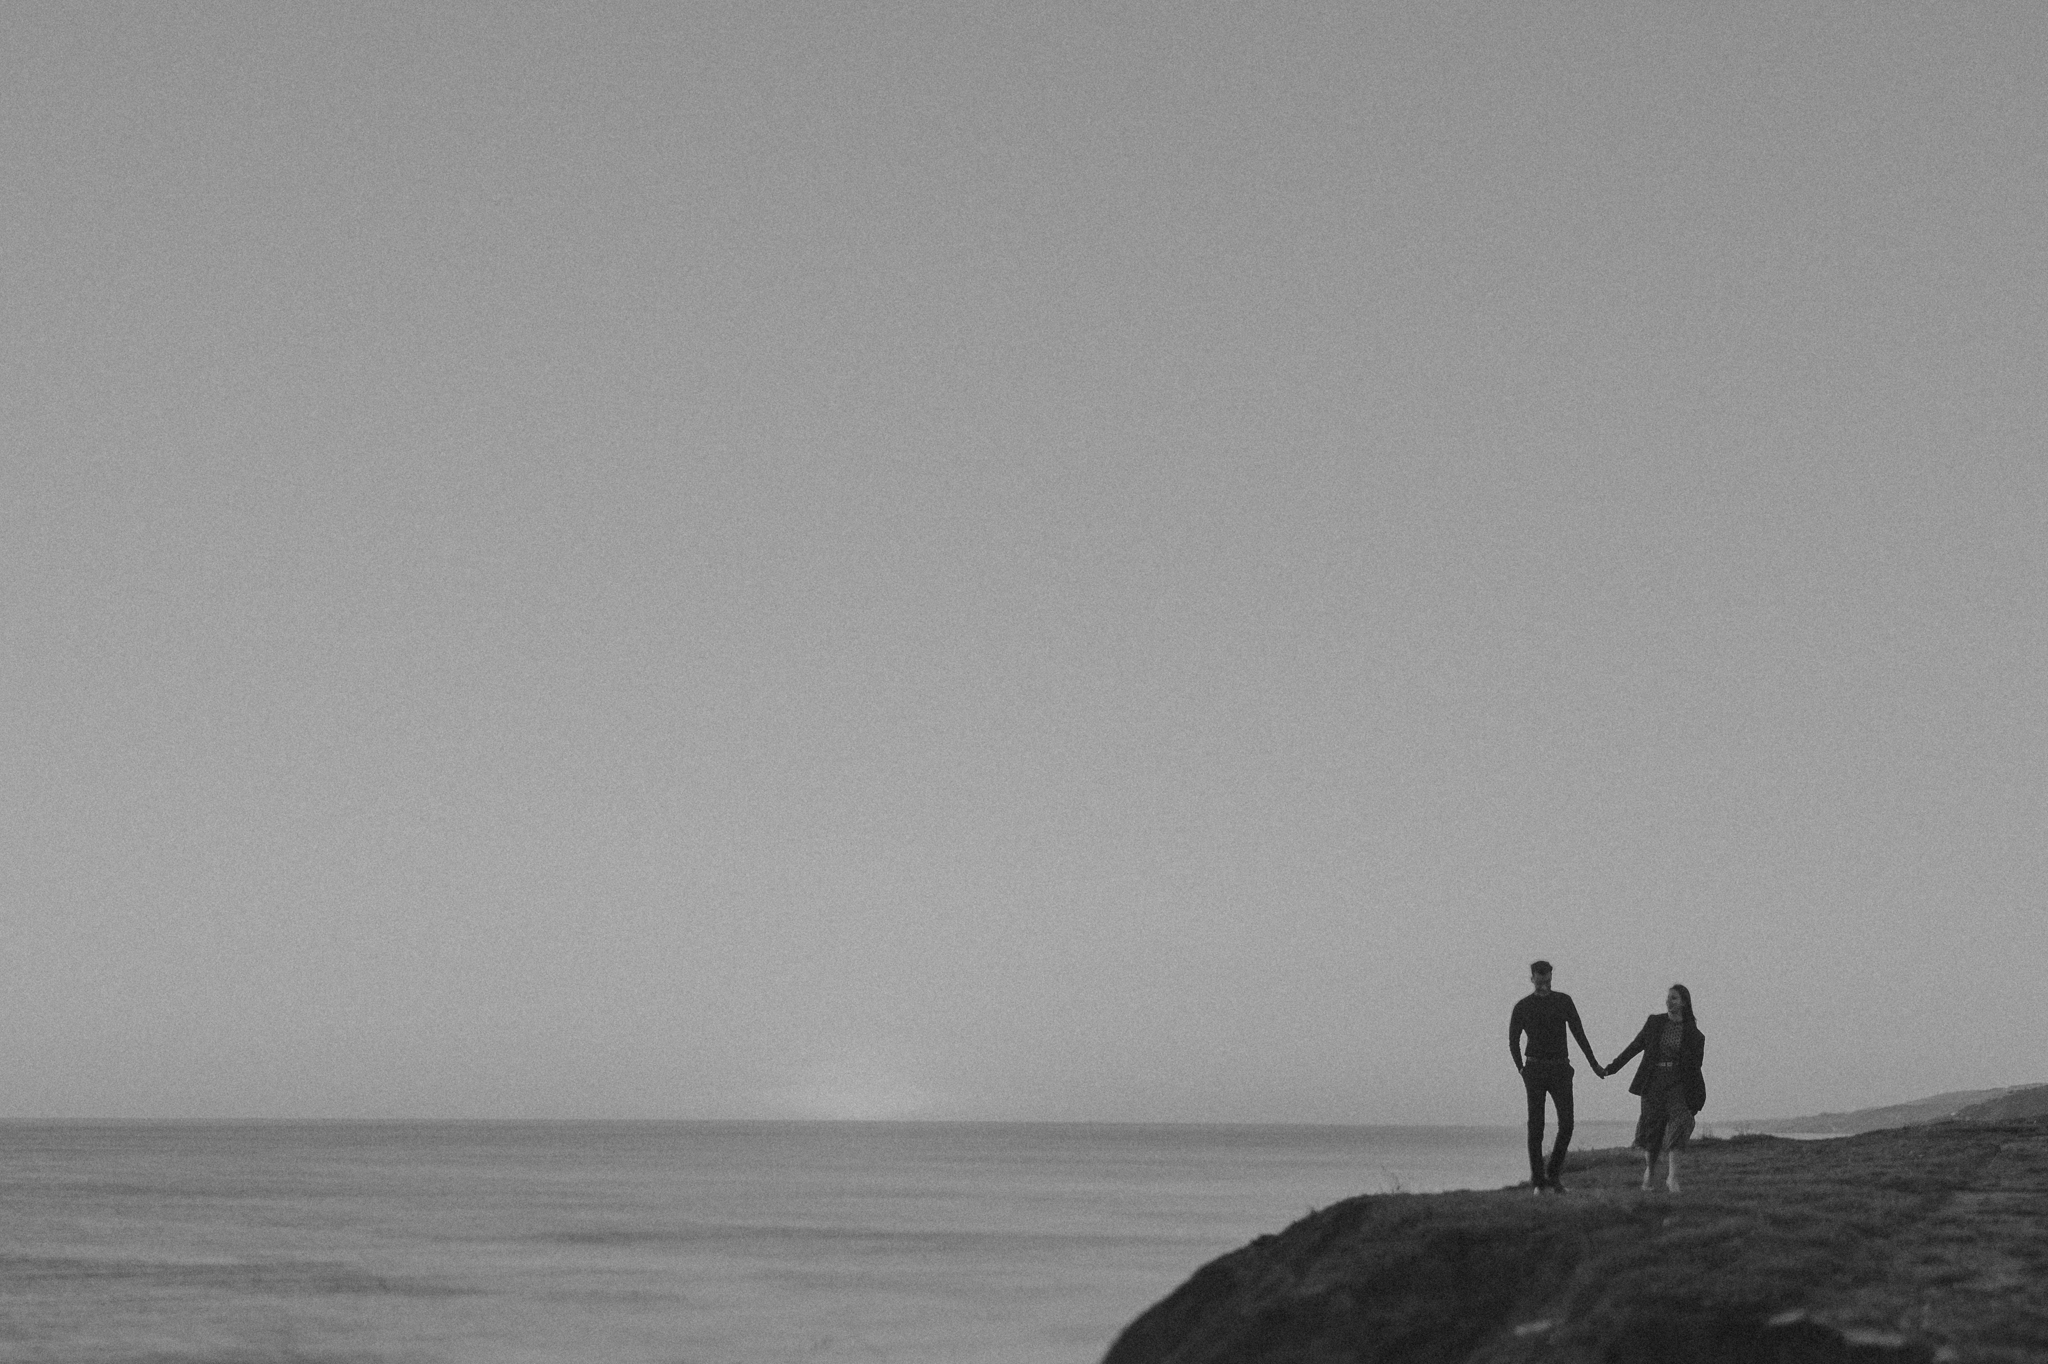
<box><xmin>1509</xmin><ymin>990</ymin><xmax>1596</xmax><ymax>1068</ymax></box>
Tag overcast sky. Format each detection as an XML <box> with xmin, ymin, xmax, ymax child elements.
<box><xmin>4</xmin><ymin>3</ymin><xmax>2043</xmax><ymax>1125</ymax></box>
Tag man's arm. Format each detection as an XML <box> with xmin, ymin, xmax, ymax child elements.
<box><xmin>1567</xmin><ymin>1003</ymin><xmax>1600</xmax><ymax>1072</ymax></box>
<box><xmin>1507</xmin><ymin>1002</ymin><xmax>1526</xmax><ymax>1074</ymax></box>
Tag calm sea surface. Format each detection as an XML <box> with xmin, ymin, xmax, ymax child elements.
<box><xmin>0</xmin><ymin>1120</ymin><xmax>1636</xmax><ymax>1364</ymax></box>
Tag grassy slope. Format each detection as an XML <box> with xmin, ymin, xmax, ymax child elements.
<box><xmin>1103</xmin><ymin>1118</ymin><xmax>2048</xmax><ymax>1364</ymax></box>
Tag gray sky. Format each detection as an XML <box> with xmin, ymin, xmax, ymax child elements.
<box><xmin>4</xmin><ymin>3</ymin><xmax>2043</xmax><ymax>1125</ymax></box>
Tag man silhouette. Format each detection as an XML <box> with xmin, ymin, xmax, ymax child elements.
<box><xmin>1509</xmin><ymin>960</ymin><xmax>1603</xmax><ymax>1193</ymax></box>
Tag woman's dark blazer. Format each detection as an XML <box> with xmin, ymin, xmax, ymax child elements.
<box><xmin>1609</xmin><ymin>1013</ymin><xmax>1706</xmax><ymax>1112</ymax></box>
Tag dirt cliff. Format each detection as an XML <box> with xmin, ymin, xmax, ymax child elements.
<box><xmin>1104</xmin><ymin>1117</ymin><xmax>2048</xmax><ymax>1363</ymax></box>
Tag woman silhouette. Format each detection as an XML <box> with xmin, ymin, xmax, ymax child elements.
<box><xmin>1601</xmin><ymin>984</ymin><xmax>1705</xmax><ymax>1192</ymax></box>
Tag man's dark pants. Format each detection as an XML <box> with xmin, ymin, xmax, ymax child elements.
<box><xmin>1522</xmin><ymin>1060</ymin><xmax>1574</xmax><ymax>1187</ymax></box>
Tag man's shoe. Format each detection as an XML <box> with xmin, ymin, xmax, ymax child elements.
<box><xmin>1546</xmin><ymin>1177</ymin><xmax>1568</xmax><ymax>1193</ymax></box>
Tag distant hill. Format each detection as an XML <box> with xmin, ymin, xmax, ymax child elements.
<box><xmin>1725</xmin><ymin>1084</ymin><xmax>2048</xmax><ymax>1135</ymax></box>
<box><xmin>1951</xmin><ymin>1084</ymin><xmax>2048</xmax><ymax>1122</ymax></box>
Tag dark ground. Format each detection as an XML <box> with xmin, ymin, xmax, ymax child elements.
<box><xmin>1103</xmin><ymin>1117</ymin><xmax>2048</xmax><ymax>1363</ymax></box>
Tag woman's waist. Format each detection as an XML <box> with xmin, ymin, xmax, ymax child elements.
<box><xmin>1647</xmin><ymin>1060</ymin><xmax>1699</xmax><ymax>1072</ymax></box>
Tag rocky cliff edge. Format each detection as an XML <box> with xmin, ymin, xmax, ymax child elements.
<box><xmin>1104</xmin><ymin>1117</ymin><xmax>2048</xmax><ymax>1364</ymax></box>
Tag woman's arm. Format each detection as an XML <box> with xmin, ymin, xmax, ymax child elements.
<box><xmin>1602</xmin><ymin>1020</ymin><xmax>1652</xmax><ymax>1077</ymax></box>
<box><xmin>1682</xmin><ymin>1032</ymin><xmax>1708</xmax><ymax>1112</ymax></box>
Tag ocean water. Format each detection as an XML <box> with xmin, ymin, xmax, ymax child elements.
<box><xmin>0</xmin><ymin>1119</ymin><xmax>1635</xmax><ymax>1364</ymax></box>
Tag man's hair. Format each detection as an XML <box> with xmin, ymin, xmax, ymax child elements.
<box><xmin>1530</xmin><ymin>960</ymin><xmax>1553</xmax><ymax>976</ymax></box>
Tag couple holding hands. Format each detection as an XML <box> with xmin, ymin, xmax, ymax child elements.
<box><xmin>1508</xmin><ymin>960</ymin><xmax>1705</xmax><ymax>1194</ymax></box>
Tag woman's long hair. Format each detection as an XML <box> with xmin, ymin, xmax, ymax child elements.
<box><xmin>1670</xmin><ymin>983</ymin><xmax>1702</xmax><ymax>1043</ymax></box>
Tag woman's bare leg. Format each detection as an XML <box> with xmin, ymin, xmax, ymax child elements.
<box><xmin>1640</xmin><ymin>1150</ymin><xmax>1654</xmax><ymax>1191</ymax></box>
<box><xmin>1665</xmin><ymin>1148</ymin><xmax>1681</xmax><ymax>1192</ymax></box>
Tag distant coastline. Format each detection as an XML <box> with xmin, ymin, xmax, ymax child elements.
<box><xmin>1722</xmin><ymin>1082</ymin><xmax>2048</xmax><ymax>1136</ymax></box>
